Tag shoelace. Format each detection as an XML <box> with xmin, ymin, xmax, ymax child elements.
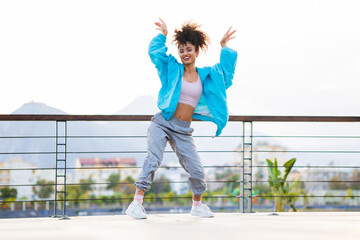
<box><xmin>201</xmin><ymin>204</ymin><xmax>210</xmax><ymax>211</ymax></box>
<box><xmin>194</xmin><ymin>204</ymin><xmax>210</xmax><ymax>210</ymax></box>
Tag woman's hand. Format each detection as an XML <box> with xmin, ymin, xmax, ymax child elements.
<box><xmin>155</xmin><ymin>18</ymin><xmax>168</xmax><ymax>37</ymax></box>
<box><xmin>220</xmin><ymin>27</ymin><xmax>236</xmax><ymax>47</ymax></box>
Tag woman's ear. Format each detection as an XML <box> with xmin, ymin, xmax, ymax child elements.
<box><xmin>196</xmin><ymin>50</ymin><xmax>200</xmax><ymax>58</ymax></box>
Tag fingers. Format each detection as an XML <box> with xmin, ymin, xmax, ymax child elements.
<box><xmin>221</xmin><ymin>27</ymin><xmax>236</xmax><ymax>47</ymax></box>
<box><xmin>157</xmin><ymin>18</ymin><xmax>166</xmax><ymax>27</ymax></box>
<box><xmin>228</xmin><ymin>29</ymin><xmax>236</xmax><ymax>37</ymax></box>
<box><xmin>154</xmin><ymin>18</ymin><xmax>168</xmax><ymax>36</ymax></box>
<box><xmin>225</xmin><ymin>27</ymin><xmax>236</xmax><ymax>37</ymax></box>
<box><xmin>226</xmin><ymin>26</ymin><xmax>232</xmax><ymax>35</ymax></box>
<box><xmin>155</xmin><ymin>18</ymin><xmax>167</xmax><ymax>29</ymax></box>
<box><xmin>225</xmin><ymin>27</ymin><xmax>236</xmax><ymax>41</ymax></box>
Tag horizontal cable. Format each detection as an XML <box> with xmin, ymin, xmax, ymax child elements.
<box><xmin>0</xmin><ymin>180</ymin><xmax>236</xmax><ymax>188</ymax></box>
<box><xmin>2</xmin><ymin>165</ymin><xmax>360</xmax><ymax>172</ymax></box>
<box><xmin>1</xmin><ymin>114</ymin><xmax>359</xmax><ymax>122</ymax></box>
<box><xmin>251</xmin><ymin>195</ymin><xmax>360</xmax><ymax>198</ymax></box>
<box><xmin>252</xmin><ymin>135</ymin><xmax>360</xmax><ymax>139</ymax></box>
<box><xmin>1</xmin><ymin>150</ymin><xmax>360</xmax><ymax>155</ymax></box>
<box><xmin>238</xmin><ymin>180</ymin><xmax>360</xmax><ymax>183</ymax></box>
<box><xmin>0</xmin><ymin>195</ymin><xmax>235</xmax><ymax>204</ymax></box>
<box><xmin>1</xmin><ymin>194</ymin><xmax>359</xmax><ymax>204</ymax></box>
<box><xmin>241</xmin><ymin>165</ymin><xmax>360</xmax><ymax>168</ymax></box>
<box><xmin>0</xmin><ymin>165</ymin><xmax>240</xmax><ymax>171</ymax></box>
<box><xmin>2</xmin><ymin>180</ymin><xmax>360</xmax><ymax>188</ymax></box>
<box><xmin>0</xmin><ymin>136</ymin><xmax>56</xmax><ymax>139</ymax></box>
<box><xmin>253</xmin><ymin>150</ymin><xmax>360</xmax><ymax>153</ymax></box>
<box><xmin>0</xmin><ymin>166</ymin><xmax>142</xmax><ymax>171</ymax></box>
<box><xmin>0</xmin><ymin>135</ymin><xmax>243</xmax><ymax>139</ymax></box>
<box><xmin>0</xmin><ymin>151</ymin><xmax>55</xmax><ymax>155</ymax></box>
<box><xmin>1</xmin><ymin>135</ymin><xmax>360</xmax><ymax>139</ymax></box>
<box><xmin>0</xmin><ymin>150</ymin><xmax>242</xmax><ymax>155</ymax></box>
<box><xmin>66</xmin><ymin>150</ymin><xmax>239</xmax><ymax>154</ymax></box>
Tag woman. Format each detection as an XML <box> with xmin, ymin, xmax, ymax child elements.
<box><xmin>126</xmin><ymin>18</ymin><xmax>237</xmax><ymax>219</ymax></box>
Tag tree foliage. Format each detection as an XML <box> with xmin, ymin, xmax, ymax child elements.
<box><xmin>106</xmin><ymin>173</ymin><xmax>121</xmax><ymax>191</ymax></box>
<box><xmin>329</xmin><ymin>175</ymin><xmax>348</xmax><ymax>190</ymax></box>
<box><xmin>147</xmin><ymin>176</ymin><xmax>171</xmax><ymax>195</ymax></box>
<box><xmin>106</xmin><ymin>174</ymin><xmax>136</xmax><ymax>196</ymax></box>
<box><xmin>33</xmin><ymin>179</ymin><xmax>54</xmax><ymax>199</ymax></box>
<box><xmin>0</xmin><ymin>187</ymin><xmax>17</xmax><ymax>200</ymax></box>
<box><xmin>66</xmin><ymin>176</ymin><xmax>95</xmax><ymax>207</ymax></box>
<box><xmin>350</xmin><ymin>170</ymin><xmax>360</xmax><ymax>190</ymax></box>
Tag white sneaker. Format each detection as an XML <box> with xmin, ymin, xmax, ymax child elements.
<box><xmin>125</xmin><ymin>201</ymin><xmax>147</xmax><ymax>219</ymax></box>
<box><xmin>190</xmin><ymin>204</ymin><xmax>214</xmax><ymax>218</ymax></box>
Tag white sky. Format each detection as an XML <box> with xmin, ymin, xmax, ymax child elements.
<box><xmin>0</xmin><ymin>0</ymin><xmax>359</xmax><ymax>115</ymax></box>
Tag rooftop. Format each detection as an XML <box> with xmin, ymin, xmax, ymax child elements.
<box><xmin>1</xmin><ymin>212</ymin><xmax>359</xmax><ymax>240</ymax></box>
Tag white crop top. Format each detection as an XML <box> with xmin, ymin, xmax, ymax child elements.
<box><xmin>178</xmin><ymin>75</ymin><xmax>203</xmax><ymax>108</ymax></box>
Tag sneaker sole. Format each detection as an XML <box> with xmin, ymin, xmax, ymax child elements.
<box><xmin>190</xmin><ymin>211</ymin><xmax>214</xmax><ymax>218</ymax></box>
<box><xmin>126</xmin><ymin>211</ymin><xmax>147</xmax><ymax>219</ymax></box>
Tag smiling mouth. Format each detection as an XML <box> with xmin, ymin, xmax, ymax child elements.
<box><xmin>183</xmin><ymin>57</ymin><xmax>190</xmax><ymax>61</ymax></box>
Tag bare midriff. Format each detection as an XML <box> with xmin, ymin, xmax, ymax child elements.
<box><xmin>173</xmin><ymin>103</ymin><xmax>195</xmax><ymax>122</ymax></box>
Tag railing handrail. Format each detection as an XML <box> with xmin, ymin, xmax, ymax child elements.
<box><xmin>0</xmin><ymin>114</ymin><xmax>359</xmax><ymax>122</ymax></box>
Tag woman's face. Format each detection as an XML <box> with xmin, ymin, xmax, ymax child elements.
<box><xmin>178</xmin><ymin>42</ymin><xmax>199</xmax><ymax>65</ymax></box>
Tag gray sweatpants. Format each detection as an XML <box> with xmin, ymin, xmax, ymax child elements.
<box><xmin>135</xmin><ymin>112</ymin><xmax>207</xmax><ymax>195</ymax></box>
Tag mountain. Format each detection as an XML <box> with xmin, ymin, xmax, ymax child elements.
<box><xmin>116</xmin><ymin>96</ymin><xmax>158</xmax><ymax>115</ymax></box>
<box><xmin>0</xmin><ymin>101</ymin><xmax>152</xmax><ymax>169</ymax></box>
<box><xmin>12</xmin><ymin>101</ymin><xmax>67</xmax><ymax>114</ymax></box>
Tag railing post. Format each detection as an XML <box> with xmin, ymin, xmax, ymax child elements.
<box><xmin>53</xmin><ymin>120</ymin><xmax>70</xmax><ymax>220</ymax></box>
<box><xmin>240</xmin><ymin>121</ymin><xmax>254</xmax><ymax>213</ymax></box>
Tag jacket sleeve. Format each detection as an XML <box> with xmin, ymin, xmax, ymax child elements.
<box><xmin>148</xmin><ymin>33</ymin><xmax>170</xmax><ymax>73</ymax></box>
<box><xmin>214</xmin><ymin>46</ymin><xmax>238</xmax><ymax>89</ymax></box>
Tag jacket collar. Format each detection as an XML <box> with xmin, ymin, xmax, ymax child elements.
<box><xmin>196</xmin><ymin>67</ymin><xmax>210</xmax><ymax>83</ymax></box>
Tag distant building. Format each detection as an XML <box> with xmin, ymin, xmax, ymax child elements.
<box><xmin>234</xmin><ymin>141</ymin><xmax>289</xmax><ymax>182</ymax></box>
<box><xmin>0</xmin><ymin>158</ymin><xmax>64</xmax><ymax>200</ymax></box>
<box><xmin>298</xmin><ymin>167</ymin><xmax>356</xmax><ymax>206</ymax></box>
<box><xmin>301</xmin><ymin>167</ymin><xmax>349</xmax><ymax>192</ymax></box>
<box><xmin>0</xmin><ymin>158</ymin><xmax>36</xmax><ymax>200</ymax></box>
<box><xmin>75</xmin><ymin>157</ymin><xmax>137</xmax><ymax>196</ymax></box>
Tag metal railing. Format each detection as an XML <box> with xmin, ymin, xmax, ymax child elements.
<box><xmin>0</xmin><ymin>114</ymin><xmax>359</xmax><ymax>218</ymax></box>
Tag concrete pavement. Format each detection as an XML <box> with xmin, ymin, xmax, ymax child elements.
<box><xmin>1</xmin><ymin>212</ymin><xmax>360</xmax><ymax>240</ymax></box>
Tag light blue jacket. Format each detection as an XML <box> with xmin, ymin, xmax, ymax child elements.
<box><xmin>149</xmin><ymin>33</ymin><xmax>237</xmax><ymax>136</ymax></box>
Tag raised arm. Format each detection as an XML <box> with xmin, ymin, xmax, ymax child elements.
<box><xmin>216</xmin><ymin>27</ymin><xmax>238</xmax><ymax>89</ymax></box>
<box><xmin>149</xmin><ymin>18</ymin><xmax>179</xmax><ymax>85</ymax></box>
<box><xmin>148</xmin><ymin>18</ymin><xmax>170</xmax><ymax>68</ymax></box>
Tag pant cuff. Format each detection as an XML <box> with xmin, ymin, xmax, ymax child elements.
<box><xmin>134</xmin><ymin>182</ymin><xmax>150</xmax><ymax>192</ymax></box>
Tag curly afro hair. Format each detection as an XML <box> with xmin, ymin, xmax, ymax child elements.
<box><xmin>173</xmin><ymin>21</ymin><xmax>210</xmax><ymax>52</ymax></box>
